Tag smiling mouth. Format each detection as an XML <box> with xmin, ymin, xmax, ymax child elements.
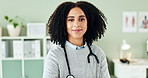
<box><xmin>72</xmin><ymin>29</ymin><xmax>82</xmax><ymax>32</ymax></box>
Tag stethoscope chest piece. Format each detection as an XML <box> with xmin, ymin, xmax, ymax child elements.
<box><xmin>66</xmin><ymin>75</ymin><xmax>75</xmax><ymax>78</ymax></box>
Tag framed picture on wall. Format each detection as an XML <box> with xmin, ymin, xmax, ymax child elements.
<box><xmin>27</xmin><ymin>23</ymin><xmax>46</xmax><ymax>36</ymax></box>
<box><xmin>122</xmin><ymin>12</ymin><xmax>137</xmax><ymax>32</ymax></box>
<box><xmin>138</xmin><ymin>12</ymin><xmax>148</xmax><ymax>32</ymax></box>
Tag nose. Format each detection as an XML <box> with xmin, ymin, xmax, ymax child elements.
<box><xmin>73</xmin><ymin>20</ymin><xmax>80</xmax><ymax>27</ymax></box>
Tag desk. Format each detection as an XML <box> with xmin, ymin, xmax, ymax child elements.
<box><xmin>113</xmin><ymin>59</ymin><xmax>148</xmax><ymax>78</ymax></box>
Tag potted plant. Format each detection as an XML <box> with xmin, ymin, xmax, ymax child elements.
<box><xmin>4</xmin><ymin>16</ymin><xmax>25</xmax><ymax>37</ymax></box>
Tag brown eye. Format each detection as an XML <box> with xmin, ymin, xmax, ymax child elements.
<box><xmin>68</xmin><ymin>19</ymin><xmax>74</xmax><ymax>22</ymax></box>
<box><xmin>79</xmin><ymin>18</ymin><xmax>85</xmax><ymax>21</ymax></box>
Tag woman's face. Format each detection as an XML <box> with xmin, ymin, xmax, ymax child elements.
<box><xmin>66</xmin><ymin>7</ymin><xmax>87</xmax><ymax>41</ymax></box>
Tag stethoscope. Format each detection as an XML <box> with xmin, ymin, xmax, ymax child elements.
<box><xmin>62</xmin><ymin>43</ymin><xmax>99</xmax><ymax>78</ymax></box>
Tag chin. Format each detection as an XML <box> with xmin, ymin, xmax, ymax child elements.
<box><xmin>72</xmin><ymin>35</ymin><xmax>83</xmax><ymax>39</ymax></box>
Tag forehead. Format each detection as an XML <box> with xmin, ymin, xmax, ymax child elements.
<box><xmin>67</xmin><ymin>7</ymin><xmax>85</xmax><ymax>16</ymax></box>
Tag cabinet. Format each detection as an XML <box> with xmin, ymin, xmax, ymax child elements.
<box><xmin>0</xmin><ymin>36</ymin><xmax>51</xmax><ymax>78</ymax></box>
<box><xmin>113</xmin><ymin>59</ymin><xmax>148</xmax><ymax>78</ymax></box>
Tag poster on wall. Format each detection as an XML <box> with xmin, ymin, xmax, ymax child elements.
<box><xmin>122</xmin><ymin>12</ymin><xmax>137</xmax><ymax>32</ymax></box>
<box><xmin>138</xmin><ymin>12</ymin><xmax>148</xmax><ymax>32</ymax></box>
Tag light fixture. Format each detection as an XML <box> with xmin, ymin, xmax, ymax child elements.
<box><xmin>121</xmin><ymin>40</ymin><xmax>130</xmax><ymax>50</ymax></box>
<box><xmin>120</xmin><ymin>40</ymin><xmax>131</xmax><ymax>63</ymax></box>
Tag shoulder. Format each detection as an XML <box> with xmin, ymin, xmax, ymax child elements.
<box><xmin>46</xmin><ymin>44</ymin><xmax>64</xmax><ymax>59</ymax></box>
<box><xmin>90</xmin><ymin>45</ymin><xmax>108</xmax><ymax>65</ymax></box>
<box><xmin>50</xmin><ymin>44</ymin><xmax>63</xmax><ymax>53</ymax></box>
<box><xmin>90</xmin><ymin>45</ymin><xmax>104</xmax><ymax>53</ymax></box>
<box><xmin>90</xmin><ymin>45</ymin><xmax>106</xmax><ymax>58</ymax></box>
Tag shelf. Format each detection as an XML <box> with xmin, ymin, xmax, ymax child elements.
<box><xmin>24</xmin><ymin>57</ymin><xmax>44</xmax><ymax>60</ymax></box>
<box><xmin>2</xmin><ymin>58</ymin><xmax>22</xmax><ymax>61</ymax></box>
<box><xmin>0</xmin><ymin>36</ymin><xmax>50</xmax><ymax>78</ymax></box>
<box><xmin>0</xmin><ymin>36</ymin><xmax>23</xmax><ymax>39</ymax></box>
<box><xmin>0</xmin><ymin>36</ymin><xmax>50</xmax><ymax>39</ymax></box>
<box><xmin>2</xmin><ymin>57</ymin><xmax>44</xmax><ymax>61</ymax></box>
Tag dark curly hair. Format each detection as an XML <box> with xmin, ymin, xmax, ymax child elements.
<box><xmin>47</xmin><ymin>1</ymin><xmax>107</xmax><ymax>47</ymax></box>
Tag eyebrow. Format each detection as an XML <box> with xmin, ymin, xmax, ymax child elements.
<box><xmin>67</xmin><ymin>15</ymin><xmax>86</xmax><ymax>18</ymax></box>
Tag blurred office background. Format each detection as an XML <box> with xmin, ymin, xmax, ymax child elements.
<box><xmin>0</xmin><ymin>0</ymin><xmax>148</xmax><ymax>78</ymax></box>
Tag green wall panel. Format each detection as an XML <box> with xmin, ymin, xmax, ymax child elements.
<box><xmin>2</xmin><ymin>60</ymin><xmax>22</xmax><ymax>78</ymax></box>
<box><xmin>24</xmin><ymin>60</ymin><xmax>43</xmax><ymax>78</ymax></box>
<box><xmin>0</xmin><ymin>0</ymin><xmax>148</xmax><ymax>76</ymax></box>
<box><xmin>0</xmin><ymin>0</ymin><xmax>148</xmax><ymax>59</ymax></box>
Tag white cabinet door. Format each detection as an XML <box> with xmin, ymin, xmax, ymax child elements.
<box><xmin>113</xmin><ymin>59</ymin><xmax>148</xmax><ymax>78</ymax></box>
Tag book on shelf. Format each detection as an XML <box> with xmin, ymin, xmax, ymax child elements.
<box><xmin>13</xmin><ymin>40</ymin><xmax>23</xmax><ymax>59</ymax></box>
<box><xmin>24</xmin><ymin>41</ymin><xmax>33</xmax><ymax>58</ymax></box>
<box><xmin>24</xmin><ymin>40</ymin><xmax>41</xmax><ymax>58</ymax></box>
<box><xmin>1</xmin><ymin>41</ymin><xmax>6</xmax><ymax>58</ymax></box>
<box><xmin>32</xmin><ymin>40</ymin><xmax>41</xmax><ymax>58</ymax></box>
<box><xmin>1</xmin><ymin>41</ymin><xmax>9</xmax><ymax>58</ymax></box>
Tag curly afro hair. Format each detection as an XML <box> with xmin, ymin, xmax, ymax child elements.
<box><xmin>47</xmin><ymin>1</ymin><xmax>107</xmax><ymax>47</ymax></box>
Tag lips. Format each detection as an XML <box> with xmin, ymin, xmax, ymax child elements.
<box><xmin>72</xmin><ymin>29</ymin><xmax>82</xmax><ymax>32</ymax></box>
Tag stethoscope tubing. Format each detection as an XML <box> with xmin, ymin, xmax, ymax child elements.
<box><xmin>63</xmin><ymin>43</ymin><xmax>99</xmax><ymax>78</ymax></box>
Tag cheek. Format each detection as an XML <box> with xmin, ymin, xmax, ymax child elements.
<box><xmin>84</xmin><ymin>27</ymin><xmax>87</xmax><ymax>33</ymax></box>
<box><xmin>66</xmin><ymin>24</ymin><xmax>71</xmax><ymax>30</ymax></box>
<box><xmin>66</xmin><ymin>23</ymin><xmax>72</xmax><ymax>33</ymax></box>
<box><xmin>83</xmin><ymin>23</ymin><xmax>88</xmax><ymax>31</ymax></box>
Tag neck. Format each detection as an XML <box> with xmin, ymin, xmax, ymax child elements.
<box><xmin>68</xmin><ymin>38</ymin><xmax>83</xmax><ymax>47</ymax></box>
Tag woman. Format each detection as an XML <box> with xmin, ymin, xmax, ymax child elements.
<box><xmin>43</xmin><ymin>1</ymin><xmax>110</xmax><ymax>78</ymax></box>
